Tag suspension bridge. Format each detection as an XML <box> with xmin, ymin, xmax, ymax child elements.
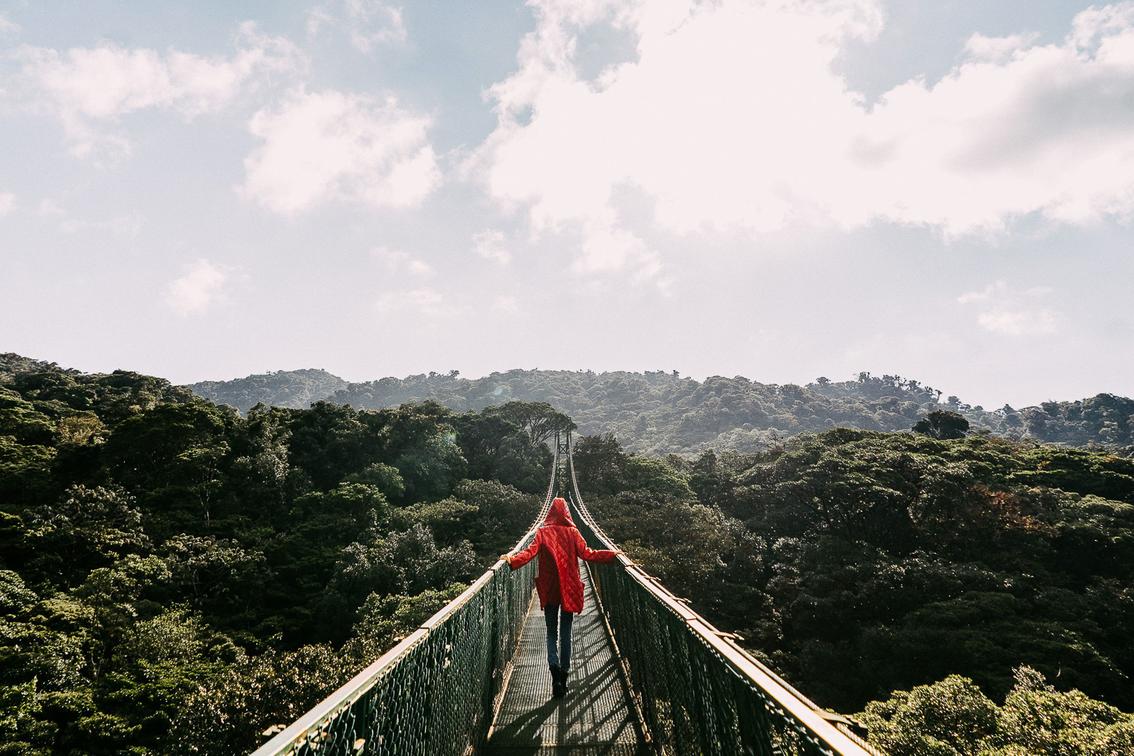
<box><xmin>253</xmin><ymin>433</ymin><xmax>876</xmax><ymax>755</ymax></box>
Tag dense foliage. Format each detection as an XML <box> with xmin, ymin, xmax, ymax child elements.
<box><xmin>189</xmin><ymin>369</ymin><xmax>348</xmax><ymax>415</ymax></box>
<box><xmin>571</xmin><ymin>430</ymin><xmax>1134</xmax><ymax>746</ymax></box>
<box><xmin>6</xmin><ymin>353</ymin><xmax>1133</xmax><ymax>754</ymax></box>
<box><xmin>857</xmin><ymin>666</ymin><xmax>1134</xmax><ymax>755</ymax></box>
<box><xmin>0</xmin><ymin>360</ymin><xmax>571</xmax><ymax>754</ymax></box>
<box><xmin>184</xmin><ymin>363</ymin><xmax>1134</xmax><ymax>453</ymax></box>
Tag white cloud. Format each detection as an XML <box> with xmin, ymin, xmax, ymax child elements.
<box><xmin>958</xmin><ymin>281</ymin><xmax>1061</xmax><ymax>336</ymax></box>
<box><xmin>472</xmin><ymin>229</ymin><xmax>512</xmax><ymax>265</ymax></box>
<box><xmin>963</xmin><ymin>32</ymin><xmax>1040</xmax><ymax>63</ymax></box>
<box><xmin>957</xmin><ymin>283</ymin><xmax>998</xmax><ymax>304</ymax></box>
<box><xmin>8</xmin><ymin>23</ymin><xmax>305</xmax><ymax>160</ymax></box>
<box><xmin>60</xmin><ymin>213</ymin><xmax>143</xmax><ymax>238</ymax></box>
<box><xmin>976</xmin><ymin>309</ymin><xmax>1060</xmax><ymax>336</ymax></box>
<box><xmin>1071</xmin><ymin>2</ymin><xmax>1134</xmax><ymax>48</ymax></box>
<box><xmin>492</xmin><ymin>295</ymin><xmax>520</xmax><ymax>315</ymax></box>
<box><xmin>472</xmin><ymin>0</ymin><xmax>1134</xmax><ymax>271</ymax></box>
<box><xmin>166</xmin><ymin>259</ymin><xmax>230</xmax><ymax>316</ymax></box>
<box><xmin>0</xmin><ymin>13</ymin><xmax>19</xmax><ymax>34</ymax></box>
<box><xmin>375</xmin><ymin>287</ymin><xmax>458</xmax><ymax>317</ymax></box>
<box><xmin>573</xmin><ymin>221</ymin><xmax>643</xmax><ymax>273</ymax></box>
<box><xmin>371</xmin><ymin>245</ymin><xmax>434</xmax><ymax>276</ymax></box>
<box><xmin>0</xmin><ymin>192</ymin><xmax>14</xmax><ymax>216</ymax></box>
<box><xmin>241</xmin><ymin>88</ymin><xmax>439</xmax><ymax>214</ymax></box>
<box><xmin>307</xmin><ymin>0</ymin><xmax>407</xmax><ymax>53</ymax></box>
<box><xmin>407</xmin><ymin>259</ymin><xmax>433</xmax><ymax>276</ymax></box>
<box><xmin>37</xmin><ymin>199</ymin><xmax>64</xmax><ymax>217</ymax></box>
<box><xmin>957</xmin><ymin>281</ymin><xmax>1054</xmax><ymax>304</ymax></box>
<box><xmin>306</xmin><ymin>8</ymin><xmax>331</xmax><ymax>38</ymax></box>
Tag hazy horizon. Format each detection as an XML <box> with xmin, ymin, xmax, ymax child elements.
<box><xmin>4</xmin><ymin>1</ymin><xmax>1134</xmax><ymax>412</ymax></box>
<box><xmin>15</xmin><ymin>347</ymin><xmax>1127</xmax><ymax>412</ymax></box>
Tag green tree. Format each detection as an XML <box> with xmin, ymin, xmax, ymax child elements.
<box><xmin>393</xmin><ymin>431</ymin><xmax>467</xmax><ymax>503</ymax></box>
<box><xmin>162</xmin><ymin>535</ymin><xmax>269</xmax><ymax>617</ymax></box>
<box><xmin>174</xmin><ymin>643</ymin><xmax>354</xmax><ymax>754</ymax></box>
<box><xmin>346</xmin><ymin>583</ymin><xmax>466</xmax><ymax>661</ymax></box>
<box><xmin>23</xmin><ymin>485</ymin><xmax>150</xmax><ymax>585</ymax></box>
<box><xmin>914</xmin><ymin>410</ymin><xmax>970</xmax><ymax>440</ymax></box>
<box><xmin>858</xmin><ymin>673</ymin><xmax>1000</xmax><ymax>755</ymax></box>
<box><xmin>859</xmin><ymin>666</ymin><xmax>1134</xmax><ymax>755</ymax></box>
<box><xmin>572</xmin><ymin>433</ymin><xmax>626</xmax><ymax>494</ymax></box>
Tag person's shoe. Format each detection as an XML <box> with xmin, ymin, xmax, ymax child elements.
<box><xmin>549</xmin><ymin>664</ymin><xmax>563</xmax><ymax>698</ymax></box>
<box><xmin>556</xmin><ymin>667</ymin><xmax>569</xmax><ymax>698</ymax></box>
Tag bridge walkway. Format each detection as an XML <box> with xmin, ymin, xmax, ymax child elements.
<box><xmin>482</xmin><ymin>563</ymin><xmax>648</xmax><ymax>755</ymax></box>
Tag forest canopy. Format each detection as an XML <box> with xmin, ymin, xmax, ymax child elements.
<box><xmin>571</xmin><ymin>430</ymin><xmax>1134</xmax><ymax>754</ymax></box>
<box><xmin>0</xmin><ymin>358</ymin><xmax>570</xmax><ymax>754</ymax></box>
<box><xmin>3</xmin><ymin>355</ymin><xmax>1132</xmax><ymax>755</ymax></box>
<box><xmin>177</xmin><ymin>361</ymin><xmax>1134</xmax><ymax>453</ymax></box>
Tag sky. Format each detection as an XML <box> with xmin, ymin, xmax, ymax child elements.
<box><xmin>2</xmin><ymin>0</ymin><xmax>1133</xmax><ymax>410</ymax></box>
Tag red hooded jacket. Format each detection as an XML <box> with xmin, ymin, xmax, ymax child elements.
<box><xmin>506</xmin><ymin>497</ymin><xmax>618</xmax><ymax>613</ymax></box>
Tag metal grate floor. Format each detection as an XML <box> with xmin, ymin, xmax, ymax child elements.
<box><xmin>482</xmin><ymin>565</ymin><xmax>649</xmax><ymax>755</ymax></box>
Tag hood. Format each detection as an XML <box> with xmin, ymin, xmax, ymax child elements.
<box><xmin>543</xmin><ymin>497</ymin><xmax>575</xmax><ymax>527</ymax></box>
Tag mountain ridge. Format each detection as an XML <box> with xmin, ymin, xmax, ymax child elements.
<box><xmin>183</xmin><ymin>364</ymin><xmax>1134</xmax><ymax>454</ymax></box>
<box><xmin>7</xmin><ymin>354</ymin><xmax>1129</xmax><ymax>454</ymax></box>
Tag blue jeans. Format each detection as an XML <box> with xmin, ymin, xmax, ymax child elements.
<box><xmin>544</xmin><ymin>604</ymin><xmax>574</xmax><ymax>671</ymax></box>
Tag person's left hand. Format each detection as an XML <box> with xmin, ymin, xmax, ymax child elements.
<box><xmin>499</xmin><ymin>554</ymin><xmax>512</xmax><ymax>565</ymax></box>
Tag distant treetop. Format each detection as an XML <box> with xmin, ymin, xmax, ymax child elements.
<box><xmin>177</xmin><ymin>364</ymin><xmax>1134</xmax><ymax>454</ymax></box>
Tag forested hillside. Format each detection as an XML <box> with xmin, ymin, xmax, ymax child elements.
<box><xmin>184</xmin><ymin>363</ymin><xmax>1134</xmax><ymax>453</ymax></box>
<box><xmin>0</xmin><ymin>359</ymin><xmax>571</xmax><ymax>754</ymax></box>
<box><xmin>190</xmin><ymin>368</ymin><xmax>348</xmax><ymax>414</ymax></box>
<box><xmin>572</xmin><ymin>431</ymin><xmax>1134</xmax><ymax>753</ymax></box>
<box><xmin>5</xmin><ymin>356</ymin><xmax>1134</xmax><ymax>755</ymax></box>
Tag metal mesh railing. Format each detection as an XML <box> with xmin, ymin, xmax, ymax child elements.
<box><xmin>251</xmin><ymin>446</ymin><xmax>559</xmax><ymax>756</ymax></box>
<box><xmin>565</xmin><ymin>447</ymin><xmax>874</xmax><ymax>756</ymax></box>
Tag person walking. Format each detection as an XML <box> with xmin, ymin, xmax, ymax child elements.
<box><xmin>501</xmin><ymin>497</ymin><xmax>620</xmax><ymax>698</ymax></box>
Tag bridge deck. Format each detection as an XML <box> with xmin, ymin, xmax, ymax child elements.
<box><xmin>482</xmin><ymin>564</ymin><xmax>648</xmax><ymax>755</ymax></box>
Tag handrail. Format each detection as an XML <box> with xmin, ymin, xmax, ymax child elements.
<box><xmin>565</xmin><ymin>444</ymin><xmax>874</xmax><ymax>756</ymax></box>
<box><xmin>250</xmin><ymin>443</ymin><xmax>560</xmax><ymax>756</ymax></box>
